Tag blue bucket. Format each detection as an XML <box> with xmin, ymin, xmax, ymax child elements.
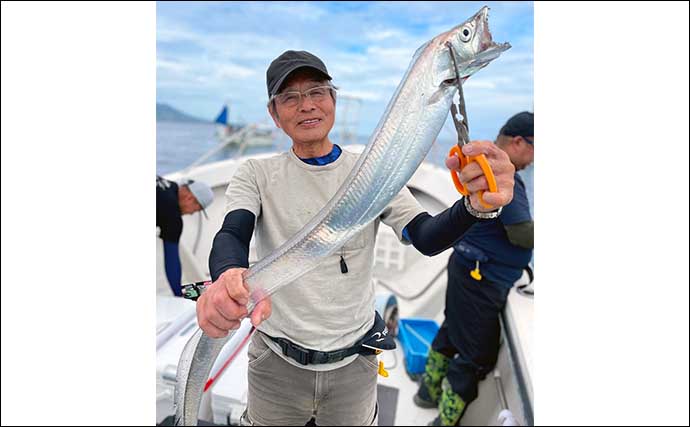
<box><xmin>397</xmin><ymin>318</ymin><xmax>439</xmax><ymax>375</ymax></box>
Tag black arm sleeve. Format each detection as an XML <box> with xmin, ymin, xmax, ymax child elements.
<box><xmin>209</xmin><ymin>209</ymin><xmax>256</xmax><ymax>281</ymax></box>
<box><xmin>406</xmin><ymin>199</ymin><xmax>490</xmax><ymax>257</ymax></box>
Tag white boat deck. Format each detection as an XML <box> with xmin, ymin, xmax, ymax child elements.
<box><xmin>377</xmin><ymin>343</ymin><xmax>440</xmax><ymax>426</ymax></box>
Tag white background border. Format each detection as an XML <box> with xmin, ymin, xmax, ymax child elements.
<box><xmin>2</xmin><ymin>2</ymin><xmax>688</xmax><ymax>425</ymax></box>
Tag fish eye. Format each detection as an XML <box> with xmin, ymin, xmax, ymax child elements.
<box><xmin>460</xmin><ymin>25</ymin><xmax>472</xmax><ymax>42</ymax></box>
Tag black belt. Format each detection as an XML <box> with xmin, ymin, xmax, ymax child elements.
<box><xmin>268</xmin><ymin>335</ymin><xmax>375</xmax><ymax>365</ymax></box>
<box><xmin>266</xmin><ymin>312</ymin><xmax>396</xmax><ymax>366</ymax></box>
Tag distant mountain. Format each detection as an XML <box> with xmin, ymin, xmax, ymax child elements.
<box><xmin>156</xmin><ymin>103</ymin><xmax>208</xmax><ymax>123</ymax></box>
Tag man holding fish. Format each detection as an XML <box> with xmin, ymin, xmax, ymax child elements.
<box><xmin>192</xmin><ymin>8</ymin><xmax>515</xmax><ymax>426</ymax></box>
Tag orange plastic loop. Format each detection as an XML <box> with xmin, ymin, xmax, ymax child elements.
<box><xmin>472</xmin><ymin>154</ymin><xmax>497</xmax><ymax>209</ymax></box>
<box><xmin>448</xmin><ymin>146</ymin><xmax>468</xmax><ymax>196</ymax></box>
<box><xmin>448</xmin><ymin>147</ymin><xmax>499</xmax><ymax>210</ymax></box>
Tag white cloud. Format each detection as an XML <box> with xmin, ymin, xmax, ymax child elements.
<box><xmin>156</xmin><ymin>20</ymin><xmax>201</xmax><ymax>44</ymax></box>
<box><xmin>365</xmin><ymin>29</ymin><xmax>405</xmax><ymax>41</ymax></box>
<box><xmin>360</xmin><ymin>45</ymin><xmax>420</xmax><ymax>77</ymax></box>
<box><xmin>367</xmin><ymin>46</ymin><xmax>417</xmax><ymax>62</ymax></box>
<box><xmin>368</xmin><ymin>76</ymin><xmax>403</xmax><ymax>88</ymax></box>
<box><xmin>464</xmin><ymin>76</ymin><xmax>516</xmax><ymax>90</ymax></box>
<box><xmin>156</xmin><ymin>59</ymin><xmax>188</xmax><ymax>74</ymax></box>
<box><xmin>339</xmin><ymin>90</ymin><xmax>384</xmax><ymax>102</ymax></box>
<box><xmin>467</xmin><ymin>92</ymin><xmax>534</xmax><ymax>109</ymax></box>
<box><xmin>251</xmin><ymin>1</ymin><xmax>327</xmax><ymax>21</ymax></box>
<box><xmin>215</xmin><ymin>63</ymin><xmax>256</xmax><ymax>80</ymax></box>
<box><xmin>464</xmin><ymin>79</ymin><xmax>497</xmax><ymax>90</ymax></box>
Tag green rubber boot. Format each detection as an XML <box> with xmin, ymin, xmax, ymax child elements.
<box><xmin>437</xmin><ymin>377</ymin><xmax>467</xmax><ymax>426</ymax></box>
<box><xmin>413</xmin><ymin>350</ymin><xmax>450</xmax><ymax>408</ymax></box>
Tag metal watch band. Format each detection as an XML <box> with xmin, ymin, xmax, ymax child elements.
<box><xmin>464</xmin><ymin>196</ymin><xmax>502</xmax><ymax>219</ymax></box>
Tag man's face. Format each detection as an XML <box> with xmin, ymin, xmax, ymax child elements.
<box><xmin>179</xmin><ymin>187</ymin><xmax>202</xmax><ymax>215</ymax></box>
<box><xmin>514</xmin><ymin>136</ymin><xmax>534</xmax><ymax>171</ymax></box>
<box><xmin>268</xmin><ymin>70</ymin><xmax>335</xmax><ymax>145</ymax></box>
<box><xmin>498</xmin><ymin>135</ymin><xmax>534</xmax><ymax>171</ymax></box>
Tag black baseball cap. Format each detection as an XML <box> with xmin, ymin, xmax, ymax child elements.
<box><xmin>266</xmin><ymin>50</ymin><xmax>332</xmax><ymax>98</ymax></box>
<box><xmin>499</xmin><ymin>111</ymin><xmax>534</xmax><ymax>143</ymax></box>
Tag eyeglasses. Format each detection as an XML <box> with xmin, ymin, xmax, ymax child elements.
<box><xmin>269</xmin><ymin>85</ymin><xmax>335</xmax><ymax>108</ymax></box>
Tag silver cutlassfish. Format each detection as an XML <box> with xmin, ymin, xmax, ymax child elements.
<box><xmin>174</xmin><ymin>7</ymin><xmax>510</xmax><ymax>425</ymax></box>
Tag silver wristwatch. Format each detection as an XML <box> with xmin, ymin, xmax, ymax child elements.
<box><xmin>464</xmin><ymin>196</ymin><xmax>502</xmax><ymax>219</ymax></box>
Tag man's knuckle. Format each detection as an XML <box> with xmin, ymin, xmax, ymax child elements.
<box><xmin>211</xmin><ymin>292</ymin><xmax>225</xmax><ymax>307</ymax></box>
<box><xmin>223</xmin><ymin>304</ymin><xmax>239</xmax><ymax>318</ymax></box>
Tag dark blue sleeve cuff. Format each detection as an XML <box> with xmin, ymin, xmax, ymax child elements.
<box><xmin>404</xmin><ymin>199</ymin><xmax>484</xmax><ymax>256</ymax></box>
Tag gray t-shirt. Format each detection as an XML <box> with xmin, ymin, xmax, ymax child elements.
<box><xmin>225</xmin><ymin>147</ymin><xmax>425</xmax><ymax>370</ymax></box>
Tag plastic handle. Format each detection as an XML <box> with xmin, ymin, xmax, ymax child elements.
<box><xmin>448</xmin><ymin>146</ymin><xmax>498</xmax><ymax>209</ymax></box>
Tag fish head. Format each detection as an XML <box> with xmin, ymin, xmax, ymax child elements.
<box><xmin>430</xmin><ymin>6</ymin><xmax>511</xmax><ymax>87</ymax></box>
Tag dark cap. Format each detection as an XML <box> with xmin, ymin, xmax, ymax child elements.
<box><xmin>266</xmin><ymin>50</ymin><xmax>332</xmax><ymax>98</ymax></box>
<box><xmin>499</xmin><ymin>111</ymin><xmax>534</xmax><ymax>141</ymax></box>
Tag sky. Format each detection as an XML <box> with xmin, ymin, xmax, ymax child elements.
<box><xmin>157</xmin><ymin>1</ymin><xmax>533</xmax><ymax>142</ymax></box>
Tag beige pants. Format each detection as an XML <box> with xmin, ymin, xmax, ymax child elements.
<box><xmin>242</xmin><ymin>332</ymin><xmax>379</xmax><ymax>426</ymax></box>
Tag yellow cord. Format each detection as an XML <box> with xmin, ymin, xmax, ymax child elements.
<box><xmin>378</xmin><ymin>361</ymin><xmax>389</xmax><ymax>378</ymax></box>
<box><xmin>470</xmin><ymin>260</ymin><xmax>482</xmax><ymax>281</ymax></box>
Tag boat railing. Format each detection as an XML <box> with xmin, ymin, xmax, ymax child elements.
<box><xmin>376</xmin><ymin>264</ymin><xmax>447</xmax><ymax>301</ymax></box>
<box><xmin>181</xmin><ymin>125</ymin><xmax>258</xmax><ymax>173</ymax></box>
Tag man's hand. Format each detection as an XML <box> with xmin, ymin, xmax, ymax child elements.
<box><xmin>196</xmin><ymin>267</ymin><xmax>272</xmax><ymax>338</ymax></box>
<box><xmin>445</xmin><ymin>141</ymin><xmax>515</xmax><ymax>212</ymax></box>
